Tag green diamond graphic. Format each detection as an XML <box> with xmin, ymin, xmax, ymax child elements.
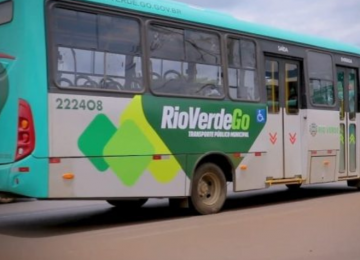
<box><xmin>78</xmin><ymin>114</ymin><xmax>117</xmax><ymax>171</ymax></box>
<box><xmin>104</xmin><ymin>120</ymin><xmax>155</xmax><ymax>186</ymax></box>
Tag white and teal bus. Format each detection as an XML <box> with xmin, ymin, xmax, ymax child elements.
<box><xmin>0</xmin><ymin>0</ymin><xmax>359</xmax><ymax>213</ymax></box>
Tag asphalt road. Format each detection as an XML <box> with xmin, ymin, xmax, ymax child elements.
<box><xmin>0</xmin><ymin>182</ymin><xmax>360</xmax><ymax>260</ymax></box>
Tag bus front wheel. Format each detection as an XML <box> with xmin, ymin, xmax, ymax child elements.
<box><xmin>107</xmin><ymin>199</ymin><xmax>148</xmax><ymax>208</ymax></box>
<box><xmin>190</xmin><ymin>163</ymin><xmax>227</xmax><ymax>215</ymax></box>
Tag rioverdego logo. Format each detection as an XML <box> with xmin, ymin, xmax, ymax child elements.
<box><xmin>161</xmin><ymin>106</ymin><xmax>251</xmax><ymax>131</ymax></box>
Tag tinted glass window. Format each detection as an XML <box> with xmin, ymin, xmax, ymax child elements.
<box><xmin>52</xmin><ymin>8</ymin><xmax>143</xmax><ymax>92</ymax></box>
<box><xmin>185</xmin><ymin>30</ymin><xmax>221</xmax><ymax>65</ymax></box>
<box><xmin>308</xmin><ymin>52</ymin><xmax>335</xmax><ymax>106</ymax></box>
<box><xmin>149</xmin><ymin>25</ymin><xmax>184</xmax><ymax>60</ymax></box>
<box><xmin>285</xmin><ymin>63</ymin><xmax>299</xmax><ymax>115</ymax></box>
<box><xmin>149</xmin><ymin>24</ymin><xmax>223</xmax><ymax>98</ymax></box>
<box><xmin>0</xmin><ymin>1</ymin><xmax>13</xmax><ymax>25</ymax></box>
<box><xmin>53</xmin><ymin>9</ymin><xmax>97</xmax><ymax>49</ymax></box>
<box><xmin>228</xmin><ymin>39</ymin><xmax>241</xmax><ymax>68</ymax></box>
<box><xmin>310</xmin><ymin>79</ymin><xmax>335</xmax><ymax>105</ymax></box>
<box><xmin>240</xmin><ymin>40</ymin><xmax>256</xmax><ymax>68</ymax></box>
<box><xmin>338</xmin><ymin>70</ymin><xmax>345</xmax><ymax>119</ymax></box>
<box><xmin>308</xmin><ymin>52</ymin><xmax>333</xmax><ymax>80</ymax></box>
<box><xmin>98</xmin><ymin>15</ymin><xmax>141</xmax><ymax>55</ymax></box>
<box><xmin>265</xmin><ymin>60</ymin><xmax>279</xmax><ymax>113</ymax></box>
<box><xmin>349</xmin><ymin>69</ymin><xmax>357</xmax><ymax>119</ymax></box>
<box><xmin>227</xmin><ymin>38</ymin><xmax>258</xmax><ymax>101</ymax></box>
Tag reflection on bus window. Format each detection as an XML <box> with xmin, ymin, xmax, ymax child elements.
<box><xmin>149</xmin><ymin>24</ymin><xmax>223</xmax><ymax>98</ymax></box>
<box><xmin>52</xmin><ymin>8</ymin><xmax>143</xmax><ymax>92</ymax></box>
<box><xmin>337</xmin><ymin>71</ymin><xmax>345</xmax><ymax>120</ymax></box>
<box><xmin>227</xmin><ymin>38</ymin><xmax>258</xmax><ymax>101</ymax></box>
<box><xmin>308</xmin><ymin>52</ymin><xmax>334</xmax><ymax>106</ymax></box>
<box><xmin>310</xmin><ymin>79</ymin><xmax>334</xmax><ymax>106</ymax></box>
<box><xmin>348</xmin><ymin>69</ymin><xmax>357</xmax><ymax>120</ymax></box>
<box><xmin>149</xmin><ymin>26</ymin><xmax>184</xmax><ymax>61</ymax></box>
<box><xmin>185</xmin><ymin>30</ymin><xmax>220</xmax><ymax>65</ymax></box>
<box><xmin>265</xmin><ymin>60</ymin><xmax>279</xmax><ymax>114</ymax></box>
<box><xmin>285</xmin><ymin>63</ymin><xmax>299</xmax><ymax>115</ymax></box>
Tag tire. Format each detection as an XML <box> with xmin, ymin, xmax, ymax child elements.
<box><xmin>286</xmin><ymin>184</ymin><xmax>302</xmax><ymax>190</ymax></box>
<box><xmin>190</xmin><ymin>163</ymin><xmax>227</xmax><ymax>215</ymax></box>
<box><xmin>106</xmin><ymin>199</ymin><xmax>148</xmax><ymax>208</ymax></box>
<box><xmin>0</xmin><ymin>196</ymin><xmax>15</xmax><ymax>204</ymax></box>
<box><xmin>347</xmin><ymin>180</ymin><xmax>360</xmax><ymax>190</ymax></box>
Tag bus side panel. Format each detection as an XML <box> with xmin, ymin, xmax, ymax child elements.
<box><xmin>234</xmin><ymin>128</ymin><xmax>269</xmax><ymax>191</ymax></box>
<box><xmin>48</xmin><ymin>156</ymin><xmax>186</xmax><ymax>198</ymax></box>
<box><xmin>48</xmin><ymin>93</ymin><xmax>187</xmax><ymax>198</ymax></box>
<box><xmin>4</xmin><ymin>157</ymin><xmax>49</xmax><ymax>198</ymax></box>
<box><xmin>305</xmin><ymin>109</ymin><xmax>340</xmax><ymax>183</ymax></box>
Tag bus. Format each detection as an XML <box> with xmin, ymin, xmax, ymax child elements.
<box><xmin>0</xmin><ymin>0</ymin><xmax>359</xmax><ymax>214</ymax></box>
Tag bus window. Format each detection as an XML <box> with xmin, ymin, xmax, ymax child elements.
<box><xmin>348</xmin><ymin>69</ymin><xmax>357</xmax><ymax>120</ymax></box>
<box><xmin>185</xmin><ymin>30</ymin><xmax>220</xmax><ymax>65</ymax></box>
<box><xmin>149</xmin><ymin>26</ymin><xmax>184</xmax><ymax>61</ymax></box>
<box><xmin>309</xmin><ymin>79</ymin><xmax>334</xmax><ymax>106</ymax></box>
<box><xmin>338</xmin><ymin>70</ymin><xmax>345</xmax><ymax>120</ymax></box>
<box><xmin>265</xmin><ymin>60</ymin><xmax>279</xmax><ymax>114</ymax></box>
<box><xmin>149</xmin><ymin>24</ymin><xmax>223</xmax><ymax>98</ymax></box>
<box><xmin>0</xmin><ymin>1</ymin><xmax>13</xmax><ymax>25</ymax></box>
<box><xmin>227</xmin><ymin>38</ymin><xmax>258</xmax><ymax>101</ymax></box>
<box><xmin>285</xmin><ymin>63</ymin><xmax>299</xmax><ymax>114</ymax></box>
<box><xmin>308</xmin><ymin>52</ymin><xmax>335</xmax><ymax>106</ymax></box>
<box><xmin>52</xmin><ymin>8</ymin><xmax>143</xmax><ymax>92</ymax></box>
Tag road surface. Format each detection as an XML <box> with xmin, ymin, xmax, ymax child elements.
<box><xmin>0</xmin><ymin>182</ymin><xmax>360</xmax><ymax>260</ymax></box>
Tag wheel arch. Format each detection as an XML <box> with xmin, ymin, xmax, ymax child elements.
<box><xmin>193</xmin><ymin>152</ymin><xmax>234</xmax><ymax>183</ymax></box>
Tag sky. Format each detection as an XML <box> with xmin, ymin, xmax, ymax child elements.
<box><xmin>175</xmin><ymin>0</ymin><xmax>360</xmax><ymax>47</ymax></box>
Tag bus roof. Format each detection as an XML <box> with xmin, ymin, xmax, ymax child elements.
<box><xmin>82</xmin><ymin>0</ymin><xmax>360</xmax><ymax>55</ymax></box>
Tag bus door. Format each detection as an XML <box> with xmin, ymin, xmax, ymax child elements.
<box><xmin>265</xmin><ymin>57</ymin><xmax>302</xmax><ymax>179</ymax></box>
<box><xmin>337</xmin><ymin>67</ymin><xmax>358</xmax><ymax>178</ymax></box>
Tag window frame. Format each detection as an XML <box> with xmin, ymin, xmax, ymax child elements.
<box><xmin>0</xmin><ymin>0</ymin><xmax>13</xmax><ymax>25</ymax></box>
<box><xmin>226</xmin><ymin>35</ymin><xmax>261</xmax><ymax>103</ymax></box>
<box><xmin>307</xmin><ymin>50</ymin><xmax>337</xmax><ymax>108</ymax></box>
<box><xmin>48</xmin><ymin>3</ymin><xmax>146</xmax><ymax>95</ymax></box>
<box><xmin>145</xmin><ymin>19</ymin><xmax>225</xmax><ymax>100</ymax></box>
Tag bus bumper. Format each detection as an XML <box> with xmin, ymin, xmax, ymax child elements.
<box><xmin>0</xmin><ymin>156</ymin><xmax>48</xmax><ymax>198</ymax></box>
<box><xmin>0</xmin><ymin>164</ymin><xmax>11</xmax><ymax>194</ymax></box>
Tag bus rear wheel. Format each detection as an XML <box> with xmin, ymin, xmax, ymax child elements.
<box><xmin>190</xmin><ymin>163</ymin><xmax>227</xmax><ymax>215</ymax></box>
<box><xmin>0</xmin><ymin>196</ymin><xmax>15</xmax><ymax>204</ymax></box>
<box><xmin>107</xmin><ymin>199</ymin><xmax>148</xmax><ymax>208</ymax></box>
<box><xmin>347</xmin><ymin>180</ymin><xmax>360</xmax><ymax>190</ymax></box>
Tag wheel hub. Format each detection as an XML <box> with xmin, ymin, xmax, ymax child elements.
<box><xmin>197</xmin><ymin>172</ymin><xmax>221</xmax><ymax>206</ymax></box>
<box><xmin>199</xmin><ymin>181</ymin><xmax>210</xmax><ymax>196</ymax></box>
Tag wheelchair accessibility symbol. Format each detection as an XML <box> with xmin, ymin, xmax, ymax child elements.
<box><xmin>256</xmin><ymin>109</ymin><xmax>267</xmax><ymax>123</ymax></box>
